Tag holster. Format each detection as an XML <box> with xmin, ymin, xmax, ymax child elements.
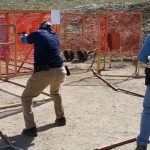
<box><xmin>145</xmin><ymin>67</ymin><xmax>150</xmax><ymax>85</ymax></box>
<box><xmin>65</xmin><ymin>66</ymin><xmax>70</xmax><ymax>76</ymax></box>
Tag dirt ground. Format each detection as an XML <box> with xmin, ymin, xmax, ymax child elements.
<box><xmin>0</xmin><ymin>60</ymin><xmax>148</xmax><ymax>150</ymax></box>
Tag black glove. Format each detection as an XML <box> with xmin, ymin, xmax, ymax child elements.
<box><xmin>18</xmin><ymin>31</ymin><xmax>26</xmax><ymax>35</ymax></box>
<box><xmin>21</xmin><ymin>32</ymin><xmax>26</xmax><ymax>34</ymax></box>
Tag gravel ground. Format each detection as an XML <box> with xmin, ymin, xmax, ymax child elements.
<box><xmin>0</xmin><ymin>61</ymin><xmax>148</xmax><ymax>150</ymax></box>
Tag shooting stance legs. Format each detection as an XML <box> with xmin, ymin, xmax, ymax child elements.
<box><xmin>21</xmin><ymin>67</ymin><xmax>66</xmax><ymax>136</ymax></box>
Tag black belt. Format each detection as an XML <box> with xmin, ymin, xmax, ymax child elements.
<box><xmin>34</xmin><ymin>64</ymin><xmax>63</xmax><ymax>72</ymax></box>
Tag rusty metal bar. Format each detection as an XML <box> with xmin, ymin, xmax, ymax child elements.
<box><xmin>92</xmin><ymin>69</ymin><xmax>144</xmax><ymax>97</ymax></box>
<box><xmin>118</xmin><ymin>88</ymin><xmax>144</xmax><ymax>98</ymax></box>
<box><xmin>98</xmin><ymin>74</ymin><xmax>144</xmax><ymax>78</ymax></box>
<box><xmin>0</xmin><ymin>130</ymin><xmax>23</xmax><ymax>150</ymax></box>
<box><xmin>0</xmin><ymin>98</ymin><xmax>52</xmax><ymax>110</ymax></box>
<box><xmin>0</xmin><ymin>79</ymin><xmax>51</xmax><ymax>97</ymax></box>
<box><xmin>94</xmin><ymin>138</ymin><xmax>136</xmax><ymax>150</ymax></box>
<box><xmin>92</xmin><ymin>69</ymin><xmax>118</xmax><ymax>91</ymax></box>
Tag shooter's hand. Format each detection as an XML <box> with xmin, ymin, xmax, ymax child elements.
<box><xmin>19</xmin><ymin>32</ymin><xmax>28</xmax><ymax>44</ymax></box>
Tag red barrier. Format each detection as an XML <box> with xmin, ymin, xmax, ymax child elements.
<box><xmin>0</xmin><ymin>11</ymin><xmax>142</xmax><ymax>79</ymax></box>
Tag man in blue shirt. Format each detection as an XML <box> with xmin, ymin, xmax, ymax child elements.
<box><xmin>20</xmin><ymin>21</ymin><xmax>66</xmax><ymax>137</ymax></box>
<box><xmin>135</xmin><ymin>34</ymin><xmax>150</xmax><ymax>150</ymax></box>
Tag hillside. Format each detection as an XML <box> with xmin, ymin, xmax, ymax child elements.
<box><xmin>69</xmin><ymin>1</ymin><xmax>150</xmax><ymax>37</ymax></box>
<box><xmin>0</xmin><ymin>0</ymin><xmax>150</xmax><ymax>36</ymax></box>
<box><xmin>0</xmin><ymin>0</ymin><xmax>149</xmax><ymax>10</ymax></box>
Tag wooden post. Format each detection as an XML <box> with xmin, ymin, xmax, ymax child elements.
<box><xmin>135</xmin><ymin>13</ymin><xmax>143</xmax><ymax>76</ymax></box>
<box><xmin>5</xmin><ymin>13</ymin><xmax>9</xmax><ymax>81</ymax></box>
<box><xmin>13</xmin><ymin>13</ymin><xmax>17</xmax><ymax>76</ymax></box>
<box><xmin>97</xmin><ymin>14</ymin><xmax>101</xmax><ymax>75</ymax></box>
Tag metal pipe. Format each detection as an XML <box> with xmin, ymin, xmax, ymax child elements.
<box><xmin>92</xmin><ymin>69</ymin><xmax>118</xmax><ymax>91</ymax></box>
<box><xmin>0</xmin><ymin>98</ymin><xmax>52</xmax><ymax>110</ymax></box>
<box><xmin>1</xmin><ymin>79</ymin><xmax>51</xmax><ymax>97</ymax></box>
<box><xmin>94</xmin><ymin>138</ymin><xmax>136</xmax><ymax>150</ymax></box>
<box><xmin>0</xmin><ymin>130</ymin><xmax>23</xmax><ymax>150</ymax></box>
<box><xmin>99</xmin><ymin>74</ymin><xmax>144</xmax><ymax>78</ymax></box>
<box><xmin>92</xmin><ymin>69</ymin><xmax>144</xmax><ymax>98</ymax></box>
<box><xmin>118</xmin><ymin>88</ymin><xmax>144</xmax><ymax>98</ymax></box>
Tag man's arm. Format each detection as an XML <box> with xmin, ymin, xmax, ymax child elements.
<box><xmin>19</xmin><ymin>31</ymin><xmax>36</xmax><ymax>44</ymax></box>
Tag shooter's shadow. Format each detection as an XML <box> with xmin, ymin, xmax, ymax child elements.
<box><xmin>0</xmin><ymin>122</ymin><xmax>60</xmax><ymax>150</ymax></box>
<box><xmin>0</xmin><ymin>134</ymin><xmax>34</xmax><ymax>150</ymax></box>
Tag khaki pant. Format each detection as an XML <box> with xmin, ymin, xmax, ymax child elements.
<box><xmin>21</xmin><ymin>66</ymin><xmax>66</xmax><ymax>129</ymax></box>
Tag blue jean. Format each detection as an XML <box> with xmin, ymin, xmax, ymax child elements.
<box><xmin>137</xmin><ymin>85</ymin><xmax>150</xmax><ymax>146</ymax></box>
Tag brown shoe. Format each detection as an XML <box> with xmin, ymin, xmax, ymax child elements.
<box><xmin>22</xmin><ymin>127</ymin><xmax>37</xmax><ymax>137</ymax></box>
<box><xmin>55</xmin><ymin>117</ymin><xmax>66</xmax><ymax>126</ymax></box>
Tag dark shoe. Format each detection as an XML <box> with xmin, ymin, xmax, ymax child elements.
<box><xmin>135</xmin><ymin>145</ymin><xmax>147</xmax><ymax>150</ymax></box>
<box><xmin>55</xmin><ymin>117</ymin><xmax>66</xmax><ymax>126</ymax></box>
<box><xmin>22</xmin><ymin>127</ymin><xmax>37</xmax><ymax>137</ymax></box>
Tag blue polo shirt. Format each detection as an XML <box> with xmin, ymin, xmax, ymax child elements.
<box><xmin>138</xmin><ymin>34</ymin><xmax>150</xmax><ymax>64</ymax></box>
<box><xmin>24</xmin><ymin>29</ymin><xmax>63</xmax><ymax>66</ymax></box>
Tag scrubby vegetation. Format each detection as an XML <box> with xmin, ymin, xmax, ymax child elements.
<box><xmin>0</xmin><ymin>0</ymin><xmax>148</xmax><ymax>10</ymax></box>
